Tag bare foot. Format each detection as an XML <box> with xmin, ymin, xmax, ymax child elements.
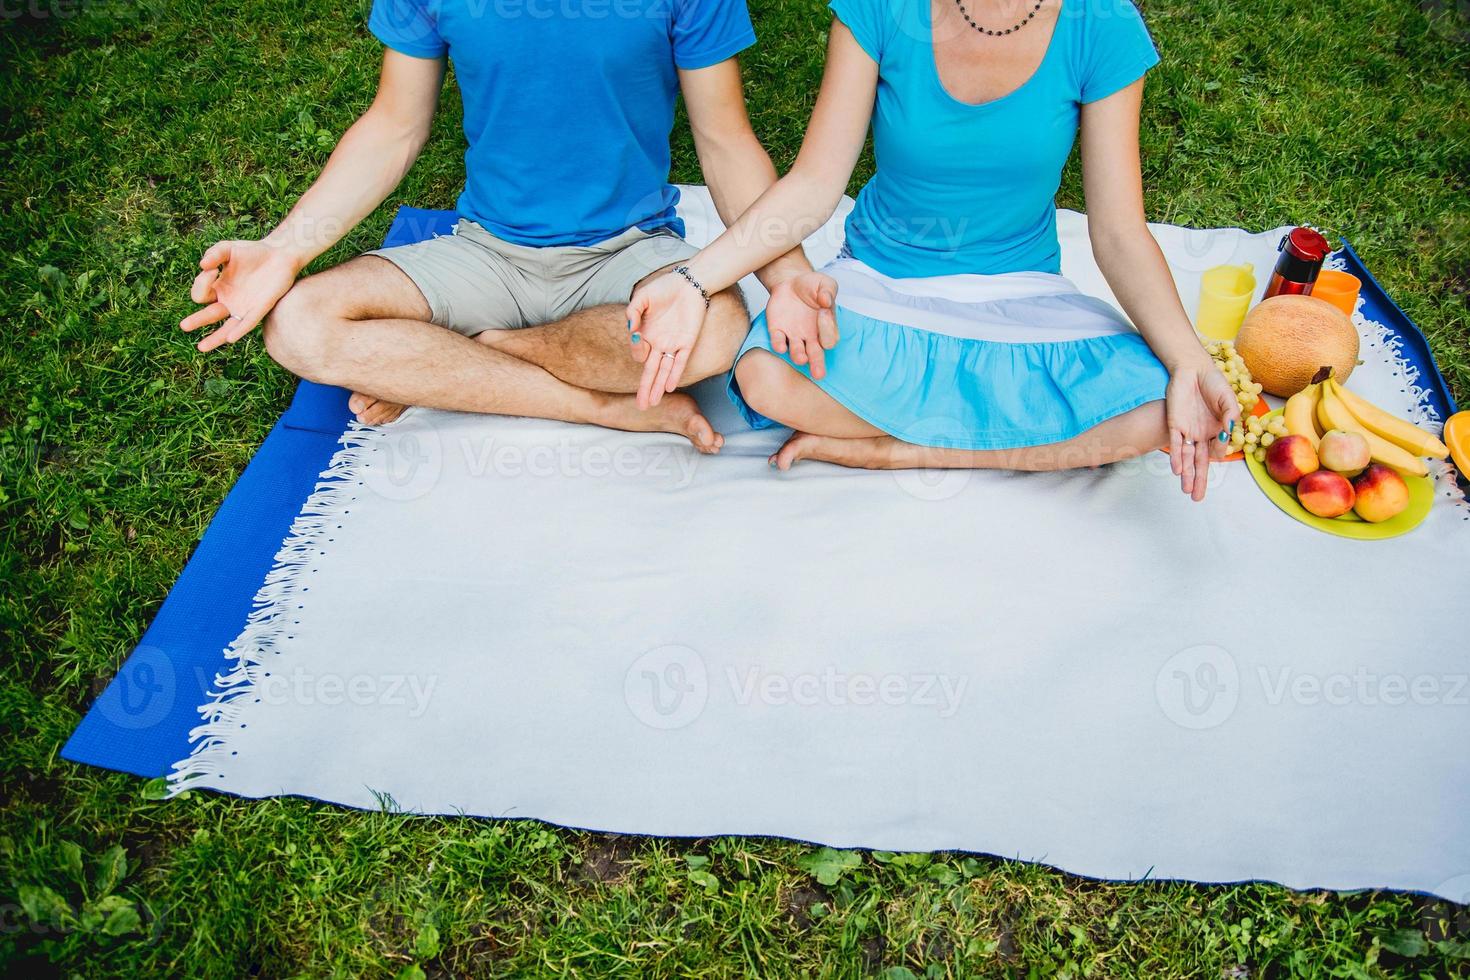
<box><xmin>771</xmin><ymin>431</ymin><xmax>898</xmax><ymax>470</ymax></box>
<box><xmin>348</xmin><ymin>392</ymin><xmax>408</xmax><ymax>426</ymax></box>
<box><xmin>602</xmin><ymin>391</ymin><xmax>724</xmax><ymax>454</ymax></box>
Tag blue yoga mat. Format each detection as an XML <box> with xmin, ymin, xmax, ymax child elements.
<box><xmin>62</xmin><ymin>211</ymin><xmax>1459</xmax><ymax>779</ymax></box>
<box><xmin>62</xmin><ymin>208</ymin><xmax>456</xmax><ymax>777</ymax></box>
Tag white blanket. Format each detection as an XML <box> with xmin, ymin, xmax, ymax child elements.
<box><xmin>174</xmin><ymin>187</ymin><xmax>1470</xmax><ymax>900</ymax></box>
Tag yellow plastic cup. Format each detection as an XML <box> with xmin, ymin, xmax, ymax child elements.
<box><xmin>1196</xmin><ymin>263</ymin><xmax>1257</xmax><ymax>340</ymax></box>
<box><xmin>1311</xmin><ymin>269</ymin><xmax>1361</xmax><ymax>318</ymax></box>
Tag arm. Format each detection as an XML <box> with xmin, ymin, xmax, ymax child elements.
<box><xmin>181</xmin><ymin>50</ymin><xmax>445</xmax><ymax>352</ymax></box>
<box><xmin>1079</xmin><ymin>80</ymin><xmax>1239</xmax><ymax>500</ymax></box>
<box><xmin>626</xmin><ymin>22</ymin><xmax>877</xmax><ymax>405</ymax></box>
<box><xmin>683</xmin><ymin>22</ymin><xmax>876</xmax><ymax>293</ymax></box>
<box><xmin>679</xmin><ymin>58</ymin><xmax>810</xmax><ymax>289</ymax></box>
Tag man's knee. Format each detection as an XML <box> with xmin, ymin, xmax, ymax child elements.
<box><xmin>685</xmin><ymin>286</ymin><xmax>748</xmax><ymax>382</ymax></box>
<box><xmin>733</xmin><ymin>349</ymin><xmax>798</xmax><ymax>421</ymax></box>
<box><xmin>262</xmin><ymin>278</ymin><xmax>343</xmax><ymax>380</ymax></box>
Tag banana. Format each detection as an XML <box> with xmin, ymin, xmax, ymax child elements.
<box><xmin>1317</xmin><ymin>382</ymin><xmax>1429</xmax><ymax>477</ymax></box>
<box><xmin>1326</xmin><ymin>379</ymin><xmax>1449</xmax><ymax>459</ymax></box>
<box><xmin>1283</xmin><ymin>383</ymin><xmax>1324</xmax><ymax>450</ymax></box>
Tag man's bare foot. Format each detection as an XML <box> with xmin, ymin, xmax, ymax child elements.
<box><xmin>348</xmin><ymin>392</ymin><xmax>408</xmax><ymax>426</ymax></box>
<box><xmin>602</xmin><ymin>391</ymin><xmax>724</xmax><ymax>454</ymax></box>
<box><xmin>771</xmin><ymin>432</ymin><xmax>898</xmax><ymax>470</ymax></box>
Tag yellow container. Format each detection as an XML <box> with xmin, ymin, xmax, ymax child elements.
<box><xmin>1196</xmin><ymin>263</ymin><xmax>1257</xmax><ymax>340</ymax></box>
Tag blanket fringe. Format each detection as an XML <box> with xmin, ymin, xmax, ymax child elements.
<box><xmin>168</xmin><ymin>422</ymin><xmax>386</xmax><ymax>793</ymax></box>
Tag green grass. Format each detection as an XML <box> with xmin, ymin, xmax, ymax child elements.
<box><xmin>3</xmin><ymin>0</ymin><xmax>1469</xmax><ymax>975</ymax></box>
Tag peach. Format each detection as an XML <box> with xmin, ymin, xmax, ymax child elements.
<box><xmin>1318</xmin><ymin>429</ymin><xmax>1371</xmax><ymax>476</ymax></box>
<box><xmin>1352</xmin><ymin>463</ymin><xmax>1410</xmax><ymax>523</ymax></box>
<box><xmin>1296</xmin><ymin>470</ymin><xmax>1355</xmax><ymax>518</ymax></box>
<box><xmin>1265</xmin><ymin>434</ymin><xmax>1320</xmax><ymax>486</ymax></box>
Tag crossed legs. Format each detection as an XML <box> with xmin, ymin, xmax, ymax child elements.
<box><xmin>261</xmin><ymin>256</ymin><xmax>747</xmax><ymax>451</ymax></box>
<box><xmin>734</xmin><ymin>350</ymin><xmax>1170</xmax><ymax>471</ymax></box>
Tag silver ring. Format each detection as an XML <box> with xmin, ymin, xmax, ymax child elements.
<box><xmin>1183</xmin><ymin>439</ymin><xmax>1195</xmax><ymax>446</ymax></box>
<box><xmin>660</xmin><ymin>351</ymin><xmax>676</xmax><ymax>361</ymax></box>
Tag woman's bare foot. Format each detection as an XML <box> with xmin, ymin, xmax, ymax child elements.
<box><xmin>771</xmin><ymin>432</ymin><xmax>899</xmax><ymax>470</ymax></box>
<box><xmin>348</xmin><ymin>392</ymin><xmax>408</xmax><ymax>426</ymax></box>
<box><xmin>601</xmin><ymin>391</ymin><xmax>724</xmax><ymax>454</ymax></box>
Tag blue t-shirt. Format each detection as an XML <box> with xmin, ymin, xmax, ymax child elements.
<box><xmin>370</xmin><ymin>0</ymin><xmax>756</xmax><ymax>246</ymax></box>
<box><xmin>831</xmin><ymin>0</ymin><xmax>1158</xmax><ymax>278</ymax></box>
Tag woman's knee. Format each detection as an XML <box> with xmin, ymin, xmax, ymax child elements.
<box><xmin>734</xmin><ymin>350</ymin><xmax>802</xmax><ymax>421</ymax></box>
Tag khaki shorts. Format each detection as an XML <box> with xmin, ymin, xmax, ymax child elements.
<box><xmin>367</xmin><ymin>219</ymin><xmax>699</xmax><ymax>337</ymax></box>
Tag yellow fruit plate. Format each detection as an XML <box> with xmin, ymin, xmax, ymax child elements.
<box><xmin>1243</xmin><ymin>411</ymin><xmax>1435</xmax><ymax>540</ymax></box>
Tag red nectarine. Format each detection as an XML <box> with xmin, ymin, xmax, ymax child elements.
<box><xmin>1296</xmin><ymin>470</ymin><xmax>1355</xmax><ymax>518</ymax></box>
<box><xmin>1265</xmin><ymin>434</ymin><xmax>1320</xmax><ymax>486</ymax></box>
<box><xmin>1352</xmin><ymin>463</ymin><xmax>1409</xmax><ymax>523</ymax></box>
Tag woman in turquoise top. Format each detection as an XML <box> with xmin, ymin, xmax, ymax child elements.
<box><xmin>628</xmin><ymin>0</ymin><xmax>1239</xmax><ymax>500</ymax></box>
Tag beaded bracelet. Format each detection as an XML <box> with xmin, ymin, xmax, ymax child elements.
<box><xmin>671</xmin><ymin>265</ymin><xmax>710</xmax><ymax>308</ymax></box>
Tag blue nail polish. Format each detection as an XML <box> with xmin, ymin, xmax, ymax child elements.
<box><xmin>626</xmin><ymin>319</ymin><xmax>633</xmax><ymax>331</ymax></box>
<box><xmin>630</xmin><ymin>333</ymin><xmax>641</xmax><ymax>343</ymax></box>
<box><xmin>1219</xmin><ymin>429</ymin><xmax>1230</xmax><ymax>443</ymax></box>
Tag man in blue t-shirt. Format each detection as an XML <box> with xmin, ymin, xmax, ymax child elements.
<box><xmin>179</xmin><ymin>0</ymin><xmax>819</xmax><ymax>449</ymax></box>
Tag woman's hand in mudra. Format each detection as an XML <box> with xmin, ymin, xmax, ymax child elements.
<box><xmin>626</xmin><ymin>270</ymin><xmax>711</xmax><ymax>409</ymax></box>
<box><xmin>764</xmin><ymin>271</ymin><xmax>839</xmax><ymax>380</ymax></box>
<box><xmin>1166</xmin><ymin>363</ymin><xmax>1241</xmax><ymax>502</ymax></box>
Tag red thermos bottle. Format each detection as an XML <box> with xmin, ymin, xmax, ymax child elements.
<box><xmin>1263</xmin><ymin>227</ymin><xmax>1331</xmax><ymax>299</ymax></box>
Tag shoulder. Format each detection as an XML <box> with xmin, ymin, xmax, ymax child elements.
<box><xmin>1065</xmin><ymin>0</ymin><xmax>1159</xmax><ymax>101</ymax></box>
<box><xmin>670</xmin><ymin>0</ymin><xmax>756</xmax><ymax>69</ymax></box>
<box><xmin>369</xmin><ymin>0</ymin><xmax>447</xmax><ymax>60</ymax></box>
<box><xmin>829</xmin><ymin>0</ymin><xmax>913</xmax><ymax>63</ymax></box>
<box><xmin>1067</xmin><ymin>0</ymin><xmax>1154</xmax><ymax>51</ymax></box>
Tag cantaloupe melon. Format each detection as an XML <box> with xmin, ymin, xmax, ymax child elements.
<box><xmin>1234</xmin><ymin>295</ymin><xmax>1359</xmax><ymax>398</ymax></box>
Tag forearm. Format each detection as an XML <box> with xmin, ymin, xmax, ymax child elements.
<box><xmin>1092</xmin><ymin>223</ymin><xmax>1213</xmax><ymax>374</ymax></box>
<box><xmin>698</xmin><ymin>134</ymin><xmax>812</xmax><ymax>288</ymax></box>
<box><xmin>263</xmin><ymin>109</ymin><xmax>429</xmax><ymax>272</ymax></box>
<box><xmin>686</xmin><ymin>166</ymin><xmax>843</xmax><ymax>295</ymax></box>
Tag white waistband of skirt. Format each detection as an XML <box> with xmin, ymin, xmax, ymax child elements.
<box><xmin>821</xmin><ymin>255</ymin><xmax>1138</xmax><ymax>345</ymax></box>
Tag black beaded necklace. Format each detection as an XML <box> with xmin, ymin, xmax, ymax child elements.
<box><xmin>952</xmin><ymin>0</ymin><xmax>1046</xmax><ymax>36</ymax></box>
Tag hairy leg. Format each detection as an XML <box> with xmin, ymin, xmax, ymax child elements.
<box><xmin>735</xmin><ymin>349</ymin><xmax>1167</xmax><ymax>471</ymax></box>
<box><xmin>262</xmin><ymin>257</ymin><xmax>723</xmax><ymax>451</ymax></box>
<box><xmin>473</xmin><ymin>267</ymin><xmax>749</xmax><ymax>393</ymax></box>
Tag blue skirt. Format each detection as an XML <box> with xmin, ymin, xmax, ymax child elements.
<box><xmin>728</xmin><ymin>257</ymin><xmax>1170</xmax><ymax>451</ymax></box>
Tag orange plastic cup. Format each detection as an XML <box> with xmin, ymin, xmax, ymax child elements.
<box><xmin>1311</xmin><ymin>270</ymin><xmax>1361</xmax><ymax>317</ymax></box>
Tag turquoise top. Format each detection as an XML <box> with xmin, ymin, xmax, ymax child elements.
<box><xmin>830</xmin><ymin>0</ymin><xmax>1159</xmax><ymax>278</ymax></box>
